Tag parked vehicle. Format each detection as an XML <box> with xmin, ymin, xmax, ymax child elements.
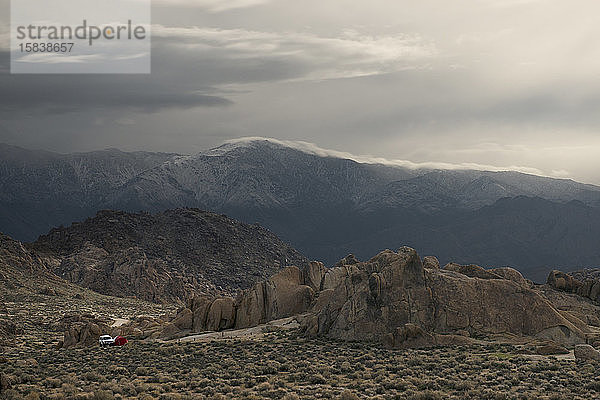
<box><xmin>114</xmin><ymin>336</ymin><xmax>128</xmax><ymax>346</ymax></box>
<box><xmin>99</xmin><ymin>335</ymin><xmax>129</xmax><ymax>347</ymax></box>
<box><xmin>99</xmin><ymin>335</ymin><xmax>115</xmax><ymax>346</ymax></box>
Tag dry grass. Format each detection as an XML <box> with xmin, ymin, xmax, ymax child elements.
<box><xmin>2</xmin><ymin>330</ymin><xmax>599</xmax><ymax>399</ymax></box>
<box><xmin>1</xmin><ymin>280</ymin><xmax>598</xmax><ymax>399</ymax></box>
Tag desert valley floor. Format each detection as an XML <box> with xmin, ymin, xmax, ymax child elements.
<box><xmin>2</xmin><ymin>287</ymin><xmax>600</xmax><ymax>400</ymax></box>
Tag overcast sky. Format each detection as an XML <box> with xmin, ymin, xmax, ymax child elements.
<box><xmin>1</xmin><ymin>0</ymin><xmax>600</xmax><ymax>184</ymax></box>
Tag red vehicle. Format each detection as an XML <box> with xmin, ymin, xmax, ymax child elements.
<box><xmin>113</xmin><ymin>336</ymin><xmax>128</xmax><ymax>346</ymax></box>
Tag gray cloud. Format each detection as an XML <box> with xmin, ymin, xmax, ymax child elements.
<box><xmin>0</xmin><ymin>22</ymin><xmax>433</xmax><ymax>115</ymax></box>
<box><xmin>1</xmin><ymin>0</ymin><xmax>600</xmax><ymax>184</ymax></box>
<box><xmin>152</xmin><ymin>25</ymin><xmax>435</xmax><ymax>81</ymax></box>
<box><xmin>153</xmin><ymin>0</ymin><xmax>272</xmax><ymax>13</ymax></box>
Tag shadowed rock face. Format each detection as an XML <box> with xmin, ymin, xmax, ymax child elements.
<box><xmin>168</xmin><ymin>247</ymin><xmax>592</xmax><ymax>348</ymax></box>
<box><xmin>31</xmin><ymin>208</ymin><xmax>309</xmax><ymax>303</ymax></box>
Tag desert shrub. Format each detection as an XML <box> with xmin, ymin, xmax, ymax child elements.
<box><xmin>338</xmin><ymin>390</ymin><xmax>360</xmax><ymax>400</ymax></box>
<box><xmin>1</xmin><ymin>389</ymin><xmax>24</xmax><ymax>400</ymax></box>
<box><xmin>92</xmin><ymin>390</ymin><xmax>114</xmax><ymax>400</ymax></box>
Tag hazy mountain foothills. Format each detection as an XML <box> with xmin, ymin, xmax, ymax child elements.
<box><xmin>2</xmin><ymin>139</ymin><xmax>600</xmax><ymax>282</ymax></box>
<box><xmin>29</xmin><ymin>208</ymin><xmax>308</xmax><ymax>303</ymax></box>
<box><xmin>0</xmin><ymin>143</ymin><xmax>176</xmax><ymax>241</ymax></box>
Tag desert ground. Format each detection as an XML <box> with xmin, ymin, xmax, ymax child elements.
<box><xmin>2</xmin><ymin>287</ymin><xmax>600</xmax><ymax>400</ymax></box>
<box><xmin>3</xmin><ymin>329</ymin><xmax>600</xmax><ymax>400</ymax></box>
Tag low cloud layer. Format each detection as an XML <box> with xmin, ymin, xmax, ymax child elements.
<box><xmin>224</xmin><ymin>137</ymin><xmax>567</xmax><ymax>178</ymax></box>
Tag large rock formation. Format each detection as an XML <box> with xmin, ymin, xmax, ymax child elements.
<box><xmin>547</xmin><ymin>269</ymin><xmax>600</xmax><ymax>304</ymax></box>
<box><xmin>169</xmin><ymin>264</ymin><xmax>322</xmax><ymax>335</ymax></box>
<box><xmin>235</xmin><ymin>266</ymin><xmax>315</xmax><ymax>329</ymax></box>
<box><xmin>31</xmin><ymin>208</ymin><xmax>309</xmax><ymax>302</ymax></box>
<box><xmin>60</xmin><ymin>314</ymin><xmax>111</xmax><ymax>348</ymax></box>
<box><xmin>301</xmin><ymin>248</ymin><xmax>587</xmax><ymax>346</ymax></box>
<box><xmin>165</xmin><ymin>247</ymin><xmax>592</xmax><ymax>348</ymax></box>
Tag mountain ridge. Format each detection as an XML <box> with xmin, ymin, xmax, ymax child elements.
<box><xmin>2</xmin><ymin>139</ymin><xmax>600</xmax><ymax>281</ymax></box>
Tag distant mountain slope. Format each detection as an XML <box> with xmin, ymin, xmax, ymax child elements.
<box><xmin>0</xmin><ymin>144</ymin><xmax>175</xmax><ymax>241</ymax></box>
<box><xmin>109</xmin><ymin>140</ymin><xmax>600</xmax><ymax>214</ymax></box>
<box><xmin>316</xmin><ymin>196</ymin><xmax>600</xmax><ymax>283</ymax></box>
<box><xmin>2</xmin><ymin>139</ymin><xmax>600</xmax><ymax>280</ymax></box>
<box><xmin>31</xmin><ymin>208</ymin><xmax>308</xmax><ymax>302</ymax></box>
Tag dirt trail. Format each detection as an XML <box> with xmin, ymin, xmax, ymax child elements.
<box><xmin>170</xmin><ymin>316</ymin><xmax>301</xmax><ymax>343</ymax></box>
<box><xmin>111</xmin><ymin>318</ymin><xmax>130</xmax><ymax>327</ymax></box>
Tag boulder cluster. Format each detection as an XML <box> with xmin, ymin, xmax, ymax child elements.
<box><xmin>59</xmin><ymin>314</ymin><xmax>112</xmax><ymax>348</ymax></box>
<box><xmin>164</xmin><ymin>263</ymin><xmax>324</xmax><ymax>337</ymax></box>
<box><xmin>547</xmin><ymin>269</ymin><xmax>600</xmax><ymax>303</ymax></box>
<box><xmin>165</xmin><ymin>247</ymin><xmax>592</xmax><ymax>348</ymax></box>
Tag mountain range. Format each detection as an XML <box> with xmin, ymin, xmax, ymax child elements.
<box><xmin>2</xmin><ymin>139</ymin><xmax>600</xmax><ymax>282</ymax></box>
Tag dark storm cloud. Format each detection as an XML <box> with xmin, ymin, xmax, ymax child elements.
<box><xmin>0</xmin><ymin>23</ymin><xmax>431</xmax><ymax>115</ymax></box>
<box><xmin>0</xmin><ymin>51</ymin><xmax>231</xmax><ymax>114</ymax></box>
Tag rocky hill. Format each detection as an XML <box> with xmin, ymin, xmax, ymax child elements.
<box><xmin>31</xmin><ymin>208</ymin><xmax>308</xmax><ymax>302</ymax></box>
<box><xmin>2</xmin><ymin>139</ymin><xmax>600</xmax><ymax>281</ymax></box>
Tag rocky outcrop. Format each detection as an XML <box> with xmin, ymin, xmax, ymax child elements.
<box><xmin>0</xmin><ymin>233</ymin><xmax>58</xmax><ymax>287</ymax></box>
<box><xmin>235</xmin><ymin>267</ymin><xmax>314</xmax><ymax>329</ymax></box>
<box><xmin>489</xmin><ymin>267</ymin><xmax>532</xmax><ymax>288</ymax></box>
<box><xmin>422</xmin><ymin>256</ymin><xmax>440</xmax><ymax>270</ymax></box>
<box><xmin>538</xmin><ymin>286</ymin><xmax>600</xmax><ymax>328</ymax></box>
<box><xmin>302</xmin><ymin>248</ymin><xmax>590</xmax><ymax>347</ymax></box>
<box><xmin>575</xmin><ymin>344</ymin><xmax>600</xmax><ymax>362</ymax></box>
<box><xmin>207</xmin><ymin>298</ymin><xmax>237</xmax><ymax>331</ymax></box>
<box><xmin>548</xmin><ymin>270</ymin><xmax>583</xmax><ymax>293</ymax></box>
<box><xmin>55</xmin><ymin>243</ymin><xmax>190</xmax><ymax>304</ymax></box>
<box><xmin>61</xmin><ymin>314</ymin><xmax>111</xmax><ymax>348</ymax></box>
<box><xmin>444</xmin><ymin>263</ymin><xmax>502</xmax><ymax>280</ymax></box>
<box><xmin>302</xmin><ymin>262</ymin><xmax>327</xmax><ymax>292</ymax></box>
<box><xmin>169</xmin><ymin>266</ymin><xmax>317</xmax><ymax>335</ymax></box>
<box><xmin>547</xmin><ymin>269</ymin><xmax>600</xmax><ymax>304</ymax></box>
<box><xmin>170</xmin><ymin>246</ymin><xmax>591</xmax><ymax>348</ymax></box>
<box><xmin>334</xmin><ymin>255</ymin><xmax>360</xmax><ymax>268</ymax></box>
<box><xmin>172</xmin><ymin>308</ymin><xmax>193</xmax><ymax>330</ymax></box>
<box><xmin>32</xmin><ymin>209</ymin><xmax>309</xmax><ymax>302</ymax></box>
